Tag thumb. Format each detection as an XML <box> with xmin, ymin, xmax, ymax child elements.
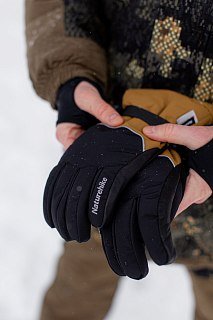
<box><xmin>143</xmin><ymin>124</ymin><xmax>212</xmax><ymax>150</ymax></box>
<box><xmin>74</xmin><ymin>81</ymin><xmax>123</xmax><ymax>126</ymax></box>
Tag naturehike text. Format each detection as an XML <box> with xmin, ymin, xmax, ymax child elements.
<box><xmin>92</xmin><ymin>177</ymin><xmax>108</xmax><ymax>215</ymax></box>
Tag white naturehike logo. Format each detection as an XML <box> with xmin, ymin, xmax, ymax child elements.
<box><xmin>176</xmin><ymin>110</ymin><xmax>198</xmax><ymax>126</ymax></box>
<box><xmin>92</xmin><ymin>177</ymin><xmax>108</xmax><ymax>215</ymax></box>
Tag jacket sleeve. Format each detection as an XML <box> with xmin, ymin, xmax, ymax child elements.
<box><xmin>25</xmin><ymin>0</ymin><xmax>108</xmax><ymax>107</ymax></box>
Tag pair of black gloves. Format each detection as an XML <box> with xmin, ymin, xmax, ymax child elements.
<box><xmin>44</xmin><ymin>78</ymin><xmax>213</xmax><ymax>280</ymax></box>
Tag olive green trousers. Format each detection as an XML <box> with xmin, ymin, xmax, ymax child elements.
<box><xmin>40</xmin><ymin>230</ymin><xmax>213</xmax><ymax>320</ymax></box>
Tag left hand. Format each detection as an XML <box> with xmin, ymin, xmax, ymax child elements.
<box><xmin>143</xmin><ymin>124</ymin><xmax>213</xmax><ymax>215</ymax></box>
<box><xmin>56</xmin><ymin>123</ymin><xmax>85</xmax><ymax>150</ymax></box>
<box><xmin>56</xmin><ymin>81</ymin><xmax>124</xmax><ymax>150</ymax></box>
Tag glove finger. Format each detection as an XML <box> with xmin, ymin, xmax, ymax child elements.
<box><xmin>65</xmin><ymin>167</ymin><xmax>97</xmax><ymax>242</ymax></box>
<box><xmin>139</xmin><ymin>159</ymin><xmax>183</xmax><ymax>265</ymax></box>
<box><xmin>113</xmin><ymin>199</ymin><xmax>148</xmax><ymax>280</ymax></box>
<box><xmin>101</xmin><ymin>223</ymin><xmax>125</xmax><ymax>277</ymax></box>
<box><xmin>155</xmin><ymin>164</ymin><xmax>184</xmax><ymax>261</ymax></box>
<box><xmin>188</xmin><ymin>139</ymin><xmax>213</xmax><ymax>189</ymax></box>
<box><xmin>89</xmin><ymin>166</ymin><xmax>121</xmax><ymax>228</ymax></box>
<box><xmin>54</xmin><ymin>183</ymin><xmax>72</xmax><ymax>241</ymax></box>
<box><xmin>43</xmin><ymin>162</ymin><xmax>66</xmax><ymax>227</ymax></box>
<box><xmin>51</xmin><ymin>164</ymin><xmax>77</xmax><ymax>230</ymax></box>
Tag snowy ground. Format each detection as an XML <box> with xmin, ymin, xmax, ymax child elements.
<box><xmin>0</xmin><ymin>2</ymin><xmax>194</xmax><ymax>319</ymax></box>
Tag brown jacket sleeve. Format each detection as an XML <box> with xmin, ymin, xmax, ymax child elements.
<box><xmin>25</xmin><ymin>0</ymin><xmax>108</xmax><ymax>107</ymax></box>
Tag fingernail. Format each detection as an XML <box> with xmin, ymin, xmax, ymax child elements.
<box><xmin>143</xmin><ymin>126</ymin><xmax>155</xmax><ymax>134</ymax></box>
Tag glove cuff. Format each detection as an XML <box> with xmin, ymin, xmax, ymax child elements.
<box><xmin>188</xmin><ymin>139</ymin><xmax>213</xmax><ymax>190</ymax></box>
<box><xmin>56</xmin><ymin>77</ymin><xmax>104</xmax><ymax>129</ymax></box>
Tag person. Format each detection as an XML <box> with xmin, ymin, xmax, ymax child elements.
<box><xmin>25</xmin><ymin>1</ymin><xmax>213</xmax><ymax>319</ymax></box>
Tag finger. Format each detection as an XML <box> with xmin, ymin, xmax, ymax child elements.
<box><xmin>54</xmin><ymin>183</ymin><xmax>72</xmax><ymax>241</ymax></box>
<box><xmin>89</xmin><ymin>166</ymin><xmax>122</xmax><ymax>228</ymax></box>
<box><xmin>138</xmin><ymin>157</ymin><xmax>181</xmax><ymax>265</ymax></box>
<box><xmin>143</xmin><ymin>124</ymin><xmax>213</xmax><ymax>150</ymax></box>
<box><xmin>74</xmin><ymin>82</ymin><xmax>123</xmax><ymax>126</ymax></box>
<box><xmin>56</xmin><ymin>123</ymin><xmax>85</xmax><ymax>149</ymax></box>
<box><xmin>50</xmin><ymin>164</ymin><xmax>77</xmax><ymax>234</ymax></box>
<box><xmin>43</xmin><ymin>162</ymin><xmax>66</xmax><ymax>228</ymax></box>
<box><xmin>65</xmin><ymin>167</ymin><xmax>97</xmax><ymax>242</ymax></box>
<box><xmin>101</xmin><ymin>198</ymin><xmax>148</xmax><ymax>280</ymax></box>
<box><xmin>113</xmin><ymin>199</ymin><xmax>148</xmax><ymax>280</ymax></box>
<box><xmin>176</xmin><ymin>169</ymin><xmax>212</xmax><ymax>215</ymax></box>
<box><xmin>101</xmin><ymin>224</ymin><xmax>125</xmax><ymax>277</ymax></box>
<box><xmin>53</xmin><ymin>167</ymin><xmax>92</xmax><ymax>241</ymax></box>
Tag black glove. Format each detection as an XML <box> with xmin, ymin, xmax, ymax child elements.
<box><xmin>44</xmin><ymin>89</ymin><xmax>213</xmax><ymax>280</ymax></box>
<box><xmin>101</xmin><ymin>137</ymin><xmax>213</xmax><ymax>280</ymax></box>
<box><xmin>188</xmin><ymin>138</ymin><xmax>213</xmax><ymax>190</ymax></box>
<box><xmin>43</xmin><ymin>122</ymin><xmax>165</xmax><ymax>242</ymax></box>
<box><xmin>101</xmin><ymin>153</ymin><xmax>187</xmax><ymax>279</ymax></box>
<box><xmin>56</xmin><ymin>77</ymin><xmax>103</xmax><ymax>128</ymax></box>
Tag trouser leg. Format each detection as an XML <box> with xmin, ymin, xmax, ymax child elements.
<box><xmin>188</xmin><ymin>269</ymin><xmax>213</xmax><ymax>320</ymax></box>
<box><xmin>40</xmin><ymin>229</ymin><xmax>119</xmax><ymax>320</ymax></box>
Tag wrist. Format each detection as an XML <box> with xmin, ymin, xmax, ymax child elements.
<box><xmin>188</xmin><ymin>138</ymin><xmax>213</xmax><ymax>190</ymax></box>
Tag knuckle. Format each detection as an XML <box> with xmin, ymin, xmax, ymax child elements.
<box><xmin>91</xmin><ymin>100</ymin><xmax>109</xmax><ymax>118</ymax></box>
<box><xmin>56</xmin><ymin>124</ymin><xmax>74</xmax><ymax>143</ymax></box>
<box><xmin>163</xmin><ymin>123</ymin><xmax>175</xmax><ymax>138</ymax></box>
<box><xmin>97</xmin><ymin>105</ymin><xmax>109</xmax><ymax>118</ymax></box>
<box><xmin>76</xmin><ymin>86</ymin><xmax>100</xmax><ymax>112</ymax></box>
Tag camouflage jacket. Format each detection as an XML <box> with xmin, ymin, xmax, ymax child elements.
<box><xmin>25</xmin><ymin>0</ymin><xmax>213</xmax><ymax>267</ymax></box>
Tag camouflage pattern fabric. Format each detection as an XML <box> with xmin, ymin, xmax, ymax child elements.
<box><xmin>103</xmin><ymin>0</ymin><xmax>213</xmax><ymax>104</ymax></box>
<box><xmin>172</xmin><ymin>197</ymin><xmax>213</xmax><ymax>268</ymax></box>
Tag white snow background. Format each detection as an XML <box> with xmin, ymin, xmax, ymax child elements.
<box><xmin>0</xmin><ymin>1</ymin><xmax>194</xmax><ymax>319</ymax></box>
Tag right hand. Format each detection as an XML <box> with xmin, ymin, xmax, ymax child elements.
<box><xmin>56</xmin><ymin>81</ymin><xmax>123</xmax><ymax>149</ymax></box>
<box><xmin>143</xmin><ymin>124</ymin><xmax>213</xmax><ymax>215</ymax></box>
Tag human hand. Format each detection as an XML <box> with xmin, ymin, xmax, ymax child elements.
<box><xmin>56</xmin><ymin>81</ymin><xmax>123</xmax><ymax>149</ymax></box>
<box><xmin>143</xmin><ymin>124</ymin><xmax>213</xmax><ymax>215</ymax></box>
<box><xmin>56</xmin><ymin>123</ymin><xmax>85</xmax><ymax>150</ymax></box>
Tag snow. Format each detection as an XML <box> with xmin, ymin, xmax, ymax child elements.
<box><xmin>0</xmin><ymin>1</ymin><xmax>194</xmax><ymax>319</ymax></box>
